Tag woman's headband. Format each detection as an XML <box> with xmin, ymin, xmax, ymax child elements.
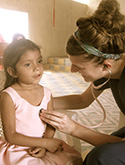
<box><xmin>73</xmin><ymin>30</ymin><xmax>121</xmax><ymax>60</ymax></box>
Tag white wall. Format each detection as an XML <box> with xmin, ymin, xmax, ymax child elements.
<box><xmin>0</xmin><ymin>0</ymin><xmax>124</xmax><ymax>63</ymax></box>
<box><xmin>0</xmin><ymin>0</ymin><xmax>89</xmax><ymax>62</ymax></box>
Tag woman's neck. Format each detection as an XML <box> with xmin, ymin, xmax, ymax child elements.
<box><xmin>111</xmin><ymin>56</ymin><xmax>125</xmax><ymax>79</ymax></box>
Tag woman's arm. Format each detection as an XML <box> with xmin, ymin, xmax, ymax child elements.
<box><xmin>53</xmin><ymin>84</ymin><xmax>103</xmax><ymax>110</ymax></box>
<box><xmin>0</xmin><ymin>92</ymin><xmax>62</xmax><ymax>152</ymax></box>
<box><xmin>40</xmin><ymin>110</ymin><xmax>123</xmax><ymax>146</ymax></box>
<box><xmin>71</xmin><ymin>121</ymin><xmax>123</xmax><ymax>146</ymax></box>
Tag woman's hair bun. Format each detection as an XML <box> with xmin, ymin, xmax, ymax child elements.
<box><xmin>95</xmin><ymin>0</ymin><xmax>120</xmax><ymax>17</ymax></box>
<box><xmin>93</xmin><ymin>0</ymin><xmax>125</xmax><ymax>33</ymax></box>
<box><xmin>77</xmin><ymin>0</ymin><xmax>125</xmax><ymax>35</ymax></box>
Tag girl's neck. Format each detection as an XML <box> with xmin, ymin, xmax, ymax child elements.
<box><xmin>11</xmin><ymin>83</ymin><xmax>43</xmax><ymax>106</ymax></box>
<box><xmin>12</xmin><ymin>82</ymin><xmax>39</xmax><ymax>91</ymax></box>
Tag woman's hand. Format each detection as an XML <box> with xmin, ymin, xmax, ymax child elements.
<box><xmin>40</xmin><ymin>110</ymin><xmax>76</xmax><ymax>134</ymax></box>
<box><xmin>29</xmin><ymin>147</ymin><xmax>46</xmax><ymax>158</ymax></box>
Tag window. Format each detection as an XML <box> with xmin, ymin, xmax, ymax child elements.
<box><xmin>0</xmin><ymin>8</ymin><xmax>28</xmax><ymax>43</ymax></box>
<box><xmin>72</xmin><ymin>0</ymin><xmax>90</xmax><ymax>5</ymax></box>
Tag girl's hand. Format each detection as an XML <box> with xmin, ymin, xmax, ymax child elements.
<box><xmin>45</xmin><ymin>138</ymin><xmax>63</xmax><ymax>153</ymax></box>
<box><xmin>40</xmin><ymin>110</ymin><xmax>76</xmax><ymax>134</ymax></box>
<box><xmin>29</xmin><ymin>147</ymin><xmax>46</xmax><ymax>158</ymax></box>
<box><xmin>29</xmin><ymin>139</ymin><xmax>63</xmax><ymax>156</ymax></box>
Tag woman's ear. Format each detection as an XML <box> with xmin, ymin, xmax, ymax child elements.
<box><xmin>7</xmin><ymin>67</ymin><xmax>17</xmax><ymax>78</ymax></box>
<box><xmin>103</xmin><ymin>60</ymin><xmax>112</xmax><ymax>70</ymax></box>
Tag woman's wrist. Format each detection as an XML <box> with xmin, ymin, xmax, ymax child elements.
<box><xmin>70</xmin><ymin>120</ymin><xmax>79</xmax><ymax>136</ymax></box>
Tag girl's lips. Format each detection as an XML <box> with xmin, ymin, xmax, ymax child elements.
<box><xmin>33</xmin><ymin>74</ymin><xmax>41</xmax><ymax>79</ymax></box>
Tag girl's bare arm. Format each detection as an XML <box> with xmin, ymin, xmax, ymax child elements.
<box><xmin>43</xmin><ymin>95</ymin><xmax>55</xmax><ymax>138</ymax></box>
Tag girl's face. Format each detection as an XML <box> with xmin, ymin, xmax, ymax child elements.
<box><xmin>68</xmin><ymin>55</ymin><xmax>106</xmax><ymax>82</ymax></box>
<box><xmin>15</xmin><ymin>50</ymin><xmax>43</xmax><ymax>86</ymax></box>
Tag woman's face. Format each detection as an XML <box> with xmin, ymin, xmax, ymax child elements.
<box><xmin>68</xmin><ymin>55</ymin><xmax>106</xmax><ymax>82</ymax></box>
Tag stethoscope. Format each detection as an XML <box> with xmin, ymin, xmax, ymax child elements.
<box><xmin>77</xmin><ymin>69</ymin><xmax>111</xmax><ymax>128</ymax></box>
<box><xmin>39</xmin><ymin>70</ymin><xmax>111</xmax><ymax>129</ymax></box>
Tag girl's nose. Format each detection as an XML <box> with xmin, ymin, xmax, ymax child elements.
<box><xmin>34</xmin><ymin>64</ymin><xmax>40</xmax><ymax>71</ymax></box>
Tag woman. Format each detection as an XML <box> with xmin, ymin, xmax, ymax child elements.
<box><xmin>40</xmin><ymin>0</ymin><xmax>125</xmax><ymax>164</ymax></box>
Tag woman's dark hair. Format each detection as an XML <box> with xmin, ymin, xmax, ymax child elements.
<box><xmin>66</xmin><ymin>0</ymin><xmax>125</xmax><ymax>64</ymax></box>
<box><xmin>3</xmin><ymin>38</ymin><xmax>41</xmax><ymax>89</ymax></box>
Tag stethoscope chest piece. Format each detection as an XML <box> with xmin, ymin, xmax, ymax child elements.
<box><xmin>39</xmin><ymin>108</ymin><xmax>43</xmax><ymax>116</ymax></box>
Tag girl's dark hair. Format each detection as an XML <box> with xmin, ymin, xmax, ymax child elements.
<box><xmin>3</xmin><ymin>38</ymin><xmax>41</xmax><ymax>89</ymax></box>
<box><xmin>12</xmin><ymin>33</ymin><xmax>25</xmax><ymax>42</ymax></box>
<box><xmin>66</xmin><ymin>0</ymin><xmax>125</xmax><ymax>64</ymax></box>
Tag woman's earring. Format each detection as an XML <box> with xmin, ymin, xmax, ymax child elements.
<box><xmin>91</xmin><ymin>69</ymin><xmax>112</xmax><ymax>90</ymax></box>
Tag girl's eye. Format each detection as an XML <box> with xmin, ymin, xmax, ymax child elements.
<box><xmin>24</xmin><ymin>63</ymin><xmax>31</xmax><ymax>67</ymax></box>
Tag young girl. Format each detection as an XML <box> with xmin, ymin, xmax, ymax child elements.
<box><xmin>0</xmin><ymin>38</ymin><xmax>82</xmax><ymax>164</ymax></box>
